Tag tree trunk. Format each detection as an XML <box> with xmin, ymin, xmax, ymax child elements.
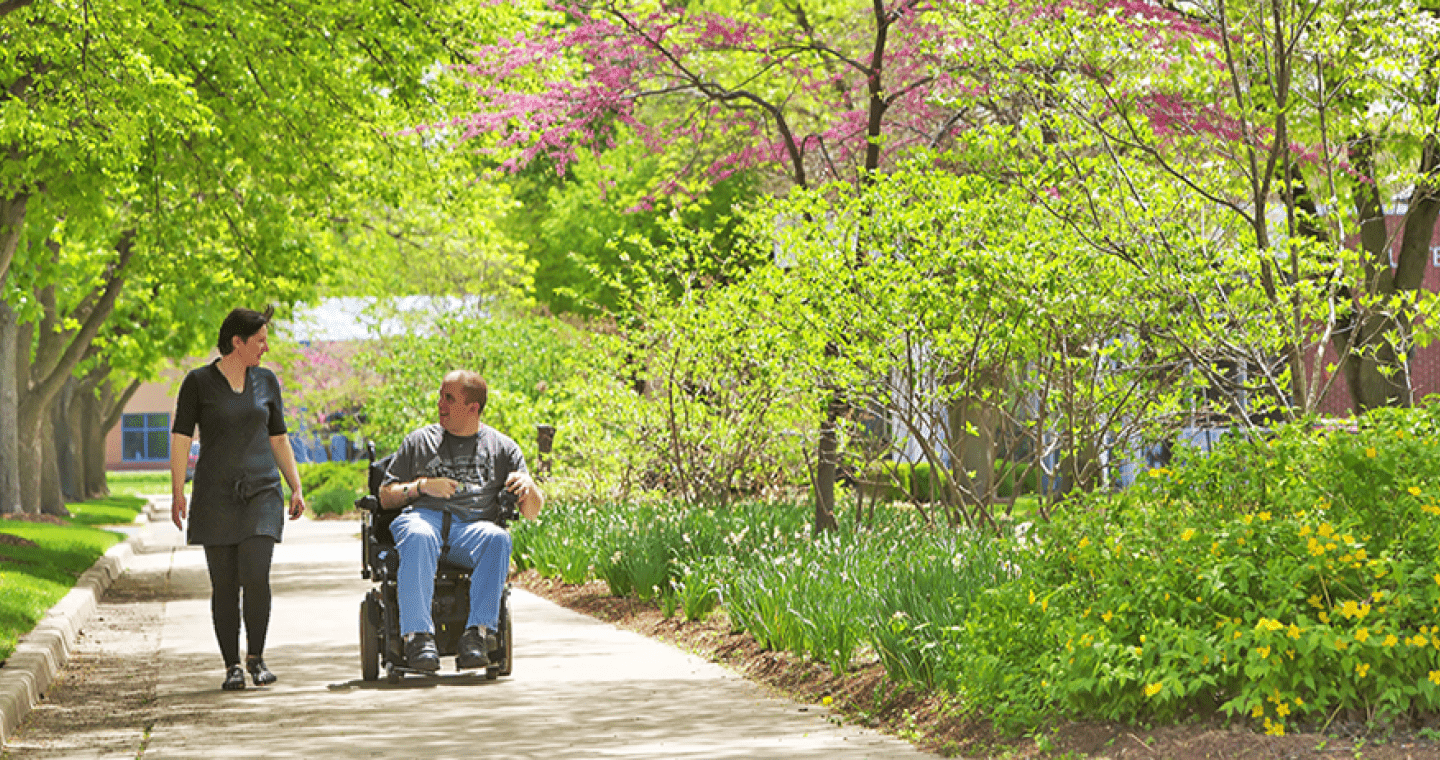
<box><xmin>17</xmin><ymin>405</ymin><xmax>41</xmax><ymax>514</ymax></box>
<box><xmin>0</xmin><ymin>300</ymin><xmax>19</xmax><ymax>514</ymax></box>
<box><xmin>15</xmin><ymin>232</ymin><xmax>136</xmax><ymax>512</ymax></box>
<box><xmin>40</xmin><ymin>410</ymin><xmax>68</xmax><ymax>517</ymax></box>
<box><xmin>0</xmin><ymin>192</ymin><xmax>25</xmax><ymax>286</ymax></box>
<box><xmin>1332</xmin><ymin>132</ymin><xmax>1438</xmax><ymax>412</ymax></box>
<box><xmin>85</xmin><ymin>374</ymin><xmax>138</xmax><ymax>498</ymax></box>
<box><xmin>55</xmin><ymin>376</ymin><xmax>83</xmax><ymax>502</ymax></box>
<box><xmin>948</xmin><ymin>390</ymin><xmax>998</xmax><ymax>507</ymax></box>
<box><xmin>813</xmin><ymin>395</ymin><xmax>841</xmax><ymax>533</ymax></box>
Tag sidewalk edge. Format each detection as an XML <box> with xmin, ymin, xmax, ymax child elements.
<box><xmin>0</xmin><ymin>509</ymin><xmax>146</xmax><ymax>746</ymax></box>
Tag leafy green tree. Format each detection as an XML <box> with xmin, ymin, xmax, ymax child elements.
<box><xmin>932</xmin><ymin>0</ymin><xmax>1440</xmax><ymax>414</ymax></box>
<box><xmin>0</xmin><ymin>0</ymin><xmax>506</xmax><ymax>513</ymax></box>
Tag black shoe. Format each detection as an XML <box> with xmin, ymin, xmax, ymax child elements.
<box><xmin>246</xmin><ymin>657</ymin><xmax>277</xmax><ymax>686</ymax></box>
<box><xmin>222</xmin><ymin>664</ymin><xmax>246</xmax><ymax>691</ymax></box>
<box><xmin>405</xmin><ymin>632</ymin><xmax>441</xmax><ymax>672</ymax></box>
<box><xmin>456</xmin><ymin>627</ymin><xmax>490</xmax><ymax>669</ymax></box>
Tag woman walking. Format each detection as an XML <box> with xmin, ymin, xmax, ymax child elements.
<box><xmin>169</xmin><ymin>306</ymin><xmax>306</xmax><ymax>690</ymax></box>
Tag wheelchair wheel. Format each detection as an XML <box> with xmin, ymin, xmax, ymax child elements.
<box><xmin>360</xmin><ymin>595</ymin><xmax>381</xmax><ymax>682</ymax></box>
<box><xmin>497</xmin><ymin>598</ymin><xmax>513</xmax><ymax>677</ymax></box>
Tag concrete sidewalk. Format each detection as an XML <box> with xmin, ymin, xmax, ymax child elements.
<box><xmin>8</xmin><ymin>506</ymin><xmax>936</xmax><ymax>759</ymax></box>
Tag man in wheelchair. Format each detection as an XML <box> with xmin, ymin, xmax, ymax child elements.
<box><xmin>377</xmin><ymin>369</ymin><xmax>544</xmax><ymax>672</ymax></box>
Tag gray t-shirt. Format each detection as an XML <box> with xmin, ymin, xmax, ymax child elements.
<box><xmin>382</xmin><ymin>423</ymin><xmax>527</xmax><ymax>522</ymax></box>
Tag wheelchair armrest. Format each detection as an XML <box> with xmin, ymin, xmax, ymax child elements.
<box><xmin>355</xmin><ymin>494</ymin><xmax>382</xmax><ymax>512</ymax></box>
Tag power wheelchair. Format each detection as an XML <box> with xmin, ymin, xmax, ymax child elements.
<box><xmin>355</xmin><ymin>444</ymin><xmax>516</xmax><ymax>683</ymax></box>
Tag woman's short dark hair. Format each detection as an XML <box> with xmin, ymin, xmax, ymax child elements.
<box><xmin>217</xmin><ymin>306</ymin><xmax>275</xmax><ymax>355</ymax></box>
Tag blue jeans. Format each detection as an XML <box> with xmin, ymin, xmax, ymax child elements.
<box><xmin>390</xmin><ymin>508</ymin><xmax>512</xmax><ymax>636</ymax></box>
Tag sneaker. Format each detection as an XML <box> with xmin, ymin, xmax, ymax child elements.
<box><xmin>456</xmin><ymin>627</ymin><xmax>490</xmax><ymax>669</ymax></box>
<box><xmin>404</xmin><ymin>632</ymin><xmax>441</xmax><ymax>672</ymax></box>
<box><xmin>246</xmin><ymin>657</ymin><xmax>277</xmax><ymax>686</ymax></box>
<box><xmin>222</xmin><ymin>664</ymin><xmax>246</xmax><ymax>691</ymax></box>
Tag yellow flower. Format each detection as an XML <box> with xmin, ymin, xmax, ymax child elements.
<box><xmin>1264</xmin><ymin>718</ymin><xmax>1286</xmax><ymax>737</ymax></box>
<box><xmin>1430</xmin><ymin>670</ymin><xmax>1440</xmax><ymax>685</ymax></box>
<box><xmin>1319</xmin><ymin>611</ymin><xmax>1331</xmax><ymax>623</ymax></box>
<box><xmin>1356</xmin><ymin>628</ymin><xmax>1370</xmax><ymax>643</ymax></box>
<box><xmin>1340</xmin><ymin>600</ymin><xmax>1361</xmax><ymax>619</ymax></box>
<box><xmin>1318</xmin><ymin>523</ymin><xmax>1335</xmax><ymax>538</ymax></box>
<box><xmin>1144</xmin><ymin>682</ymin><xmax>1163</xmax><ymax>698</ymax></box>
<box><xmin>822</xmin><ymin>696</ymin><xmax>833</xmax><ymax>706</ymax></box>
<box><xmin>1256</xmin><ymin>645</ymin><xmax>1271</xmax><ymax>659</ymax></box>
<box><xmin>1242</xmin><ymin>514</ymin><xmax>1254</xmax><ymax>525</ymax></box>
<box><xmin>1276</xmin><ymin>702</ymin><xmax>1291</xmax><ymax>717</ymax></box>
<box><xmin>1029</xmin><ymin>590</ymin><xmax>1037</xmax><ymax>604</ymax></box>
<box><xmin>1410</xmin><ymin>486</ymin><xmax>1423</xmax><ymax>496</ymax></box>
<box><xmin>1102</xmin><ymin>610</ymin><xmax>1114</xmax><ymax>623</ymax></box>
<box><xmin>1251</xmin><ymin>703</ymin><xmax>1265</xmax><ymax>718</ymax></box>
<box><xmin>1385</xmin><ymin>635</ymin><xmax>1399</xmax><ymax>647</ymax></box>
<box><xmin>1356</xmin><ymin>663</ymin><xmax>1371</xmax><ymax>678</ymax></box>
<box><xmin>1299</xmin><ymin>525</ymin><xmax>1312</xmax><ymax>537</ymax></box>
<box><xmin>1181</xmin><ymin>528</ymin><xmax>1196</xmax><ymax>542</ymax></box>
<box><xmin>1308</xmin><ymin>594</ymin><xmax>1323</xmax><ymax>608</ymax></box>
<box><xmin>1078</xmin><ymin>536</ymin><xmax>1090</xmax><ymax>549</ymax></box>
<box><xmin>1355</xmin><ymin>548</ymin><xmax>1368</xmax><ymax>561</ymax></box>
<box><xmin>1334</xmin><ymin>638</ymin><xmax>1349</xmax><ymax>650</ymax></box>
<box><xmin>1288</xmin><ymin>624</ymin><xmax>1302</xmax><ymax>640</ymax></box>
<box><xmin>1134</xmin><ymin>646</ymin><xmax>1143</xmax><ymax>657</ymax></box>
<box><xmin>1258</xmin><ymin>511</ymin><xmax>1271</xmax><ymax>522</ymax></box>
<box><xmin>1365</xmin><ymin>446</ymin><xmax>1378</xmax><ymax>458</ymax></box>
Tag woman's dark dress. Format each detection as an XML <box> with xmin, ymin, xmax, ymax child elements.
<box><xmin>171</xmin><ymin>361</ymin><xmax>289</xmax><ymax>546</ymax></box>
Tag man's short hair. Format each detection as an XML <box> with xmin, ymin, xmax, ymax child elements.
<box><xmin>445</xmin><ymin>370</ymin><xmax>488</xmax><ymax>414</ymax></box>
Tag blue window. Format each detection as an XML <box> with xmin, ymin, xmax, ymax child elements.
<box><xmin>122</xmin><ymin>413</ymin><xmax>170</xmax><ymax>462</ymax></box>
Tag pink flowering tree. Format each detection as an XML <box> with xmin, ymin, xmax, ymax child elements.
<box><xmin>446</xmin><ymin>0</ymin><xmax>969</xmax><ymax>527</ymax></box>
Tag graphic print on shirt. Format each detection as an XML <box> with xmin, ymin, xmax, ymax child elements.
<box><xmin>421</xmin><ymin>439</ymin><xmax>493</xmax><ymax>489</ymax></box>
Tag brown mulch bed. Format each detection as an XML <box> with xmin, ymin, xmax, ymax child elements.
<box><xmin>2</xmin><ymin>513</ymin><xmax>69</xmax><ymax>526</ymax></box>
<box><xmin>513</xmin><ymin>570</ymin><xmax>1440</xmax><ymax>759</ymax></box>
<box><xmin>0</xmin><ymin>533</ymin><xmax>40</xmax><ymax>547</ymax></box>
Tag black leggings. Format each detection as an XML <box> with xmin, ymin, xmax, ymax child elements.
<box><xmin>204</xmin><ymin>536</ymin><xmax>276</xmax><ymax>667</ymax></box>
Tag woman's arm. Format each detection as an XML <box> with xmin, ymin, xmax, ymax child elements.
<box><xmin>169</xmin><ymin>433</ymin><xmax>192</xmax><ymax>531</ymax></box>
<box><xmin>268</xmin><ymin>434</ymin><xmax>307</xmax><ymax>519</ymax></box>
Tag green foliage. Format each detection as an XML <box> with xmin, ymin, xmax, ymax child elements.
<box><xmin>514</xmin><ymin>497</ymin><xmax>1017</xmax><ymax>679</ymax></box>
<box><xmin>104</xmin><ymin>472</ymin><xmax>171</xmax><ymax>498</ymax></box>
<box><xmin>948</xmin><ymin>406</ymin><xmax>1440</xmax><ymax>734</ymax></box>
<box><xmin>298</xmin><ymin>461</ymin><xmax>366</xmax><ymax>517</ymax></box>
<box><xmin>355</xmin><ymin>312</ymin><xmax>584</xmax><ymax>463</ymax></box>
<box><xmin>0</xmin><ymin>519</ymin><xmax>125</xmax><ymax>662</ymax></box>
<box><xmin>515</xmin><ymin>404</ymin><xmax>1440</xmax><ymax>736</ymax></box>
<box><xmin>65</xmin><ymin>496</ymin><xmax>147</xmax><ymax>527</ymax></box>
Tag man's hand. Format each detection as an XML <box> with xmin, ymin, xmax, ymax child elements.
<box><xmin>504</xmin><ymin>472</ymin><xmax>537</xmax><ymax>499</ymax></box>
<box><xmin>505</xmin><ymin>472</ymin><xmax>544</xmax><ymax>519</ymax></box>
<box><xmin>417</xmin><ymin>476</ymin><xmax>462</xmax><ymax>499</ymax></box>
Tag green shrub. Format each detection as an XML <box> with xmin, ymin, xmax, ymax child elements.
<box><xmin>947</xmin><ymin>406</ymin><xmax>1440</xmax><ymax>734</ymax></box>
<box><xmin>909</xmin><ymin>461</ymin><xmax>950</xmax><ymax>502</ymax></box>
<box><xmin>860</xmin><ymin>461</ymin><xmax>911</xmax><ymax>502</ymax></box>
<box><xmin>994</xmin><ymin>458</ymin><xmax>1040</xmax><ymax>498</ymax></box>
<box><xmin>298</xmin><ymin>461</ymin><xmax>365</xmax><ymax>516</ymax></box>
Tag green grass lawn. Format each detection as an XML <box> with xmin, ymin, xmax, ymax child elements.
<box><xmin>0</xmin><ymin>488</ymin><xmax>148</xmax><ymax>663</ymax></box>
<box><xmin>105</xmin><ymin>470</ymin><xmax>170</xmax><ymax>498</ymax></box>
